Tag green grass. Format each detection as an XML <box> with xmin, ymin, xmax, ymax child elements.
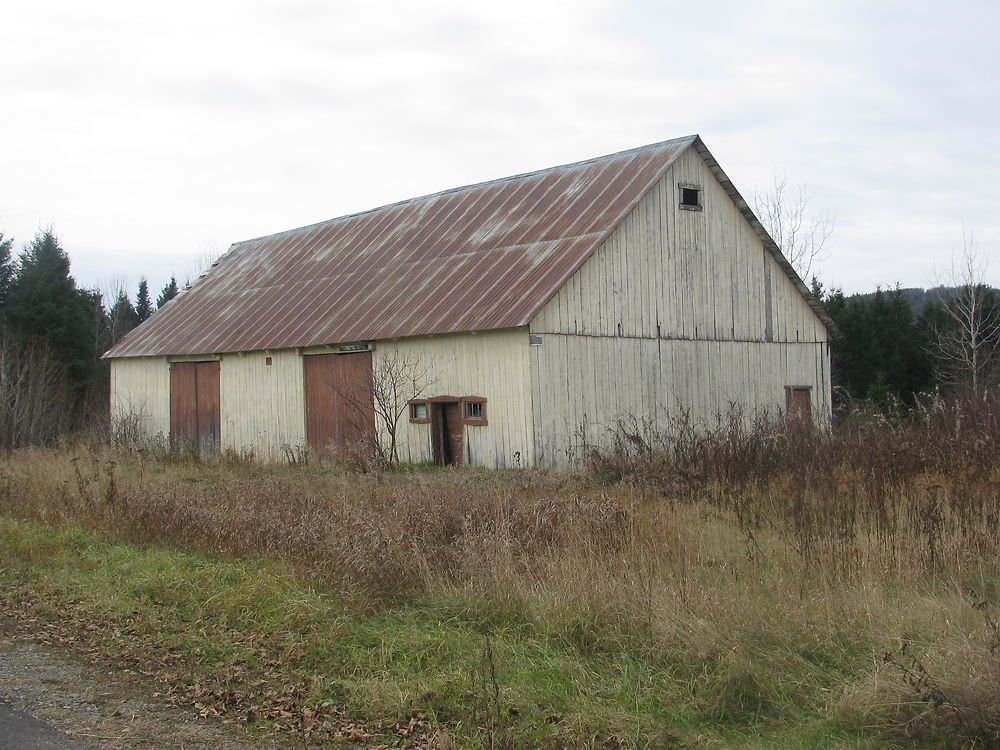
<box><xmin>0</xmin><ymin>515</ymin><xmax>903</xmax><ymax>749</ymax></box>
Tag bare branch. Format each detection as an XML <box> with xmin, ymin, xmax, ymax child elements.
<box><xmin>753</xmin><ymin>170</ymin><xmax>834</xmax><ymax>282</ymax></box>
<box><xmin>183</xmin><ymin>242</ymin><xmax>226</xmax><ymax>290</ymax></box>
<box><xmin>328</xmin><ymin>348</ymin><xmax>437</xmax><ymax>466</ymax></box>
<box><xmin>0</xmin><ymin>324</ymin><xmax>74</xmax><ymax>451</ymax></box>
<box><xmin>927</xmin><ymin>228</ymin><xmax>1000</xmax><ymax>397</ymax></box>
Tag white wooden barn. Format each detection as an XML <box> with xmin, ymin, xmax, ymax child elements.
<box><xmin>105</xmin><ymin>135</ymin><xmax>834</xmax><ymax>468</ymax></box>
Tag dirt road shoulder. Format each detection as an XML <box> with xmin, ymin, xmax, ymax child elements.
<box><xmin>0</xmin><ymin>637</ymin><xmax>280</xmax><ymax>750</ymax></box>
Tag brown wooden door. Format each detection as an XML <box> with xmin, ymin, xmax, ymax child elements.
<box><xmin>303</xmin><ymin>352</ymin><xmax>374</xmax><ymax>457</ymax></box>
<box><xmin>785</xmin><ymin>386</ymin><xmax>812</xmax><ymax>424</ymax></box>
<box><xmin>431</xmin><ymin>401</ymin><xmax>464</xmax><ymax>466</ymax></box>
<box><xmin>170</xmin><ymin>361</ymin><xmax>221</xmax><ymax>456</ymax></box>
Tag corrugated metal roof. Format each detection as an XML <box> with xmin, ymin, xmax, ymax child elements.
<box><xmin>106</xmin><ymin>136</ymin><xmax>694</xmax><ymax>357</ymax></box>
<box><xmin>106</xmin><ymin>134</ymin><xmax>834</xmax><ymax>358</ymax></box>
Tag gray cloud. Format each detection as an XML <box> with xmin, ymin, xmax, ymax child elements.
<box><xmin>1</xmin><ymin>0</ymin><xmax>997</xmax><ymax>295</ymax></box>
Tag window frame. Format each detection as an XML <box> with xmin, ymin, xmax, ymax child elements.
<box><xmin>461</xmin><ymin>396</ymin><xmax>488</xmax><ymax>426</ymax></box>
<box><xmin>678</xmin><ymin>182</ymin><xmax>703</xmax><ymax>211</ymax></box>
<box><xmin>408</xmin><ymin>399</ymin><xmax>431</xmax><ymax>424</ymax></box>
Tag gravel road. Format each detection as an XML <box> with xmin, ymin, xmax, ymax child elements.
<box><xmin>0</xmin><ymin>638</ymin><xmax>280</xmax><ymax>750</ymax></box>
<box><xmin>0</xmin><ymin>700</ymin><xmax>91</xmax><ymax>749</ymax></box>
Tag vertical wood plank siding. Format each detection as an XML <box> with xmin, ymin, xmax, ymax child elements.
<box><xmin>219</xmin><ymin>349</ymin><xmax>306</xmax><ymax>458</ymax></box>
<box><xmin>528</xmin><ymin>337</ymin><xmax>829</xmax><ymax>467</ymax></box>
<box><xmin>111</xmin><ymin>352</ymin><xmax>308</xmax><ymax>457</ymax></box>
<box><xmin>110</xmin><ymin>335</ymin><xmax>526</xmax><ymax>466</ymax></box>
<box><xmin>528</xmin><ymin>148</ymin><xmax>830</xmax><ymax>467</ymax></box>
<box><xmin>110</xmin><ymin>357</ymin><xmax>171</xmax><ymax>441</ymax></box>
<box><xmin>376</xmin><ymin>329</ymin><xmax>534</xmax><ymax>469</ymax></box>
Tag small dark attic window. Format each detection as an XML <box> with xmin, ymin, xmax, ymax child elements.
<box><xmin>679</xmin><ymin>183</ymin><xmax>702</xmax><ymax>211</ymax></box>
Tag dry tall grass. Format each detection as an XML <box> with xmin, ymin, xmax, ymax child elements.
<box><xmin>1</xmin><ymin>397</ymin><xmax>998</xmax><ymax>747</ymax></box>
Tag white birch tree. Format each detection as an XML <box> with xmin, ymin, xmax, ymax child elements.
<box><xmin>927</xmin><ymin>230</ymin><xmax>1000</xmax><ymax>398</ymax></box>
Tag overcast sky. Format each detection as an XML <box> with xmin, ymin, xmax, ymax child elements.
<box><xmin>2</xmin><ymin>0</ymin><xmax>997</xmax><ymax>300</ymax></box>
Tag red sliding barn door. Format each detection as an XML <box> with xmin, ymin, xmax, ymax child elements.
<box><xmin>170</xmin><ymin>361</ymin><xmax>221</xmax><ymax>456</ymax></box>
<box><xmin>303</xmin><ymin>352</ymin><xmax>374</xmax><ymax>457</ymax></box>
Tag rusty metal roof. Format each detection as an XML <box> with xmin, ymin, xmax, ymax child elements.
<box><xmin>106</xmin><ymin>134</ymin><xmax>833</xmax><ymax>358</ymax></box>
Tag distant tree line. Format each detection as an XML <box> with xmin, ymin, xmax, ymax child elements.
<box><xmin>817</xmin><ymin>280</ymin><xmax>1000</xmax><ymax>409</ymax></box>
<box><xmin>0</xmin><ymin>227</ymin><xmax>179</xmax><ymax>448</ymax></box>
<box><xmin>2</xmin><ymin>224</ymin><xmax>998</xmax><ymax>449</ymax></box>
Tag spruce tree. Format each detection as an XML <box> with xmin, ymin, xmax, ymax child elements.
<box><xmin>5</xmin><ymin>229</ymin><xmax>98</xmax><ymax>393</ymax></box>
<box><xmin>824</xmin><ymin>285</ymin><xmax>933</xmax><ymax>408</ymax></box>
<box><xmin>135</xmin><ymin>278</ymin><xmax>153</xmax><ymax>322</ymax></box>
<box><xmin>156</xmin><ymin>276</ymin><xmax>179</xmax><ymax>308</ymax></box>
<box><xmin>108</xmin><ymin>290</ymin><xmax>139</xmax><ymax>345</ymax></box>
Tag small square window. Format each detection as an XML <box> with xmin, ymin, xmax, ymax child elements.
<box><xmin>461</xmin><ymin>397</ymin><xmax>487</xmax><ymax>425</ymax></box>
<box><xmin>679</xmin><ymin>182</ymin><xmax>702</xmax><ymax>211</ymax></box>
<box><xmin>409</xmin><ymin>400</ymin><xmax>430</xmax><ymax>423</ymax></box>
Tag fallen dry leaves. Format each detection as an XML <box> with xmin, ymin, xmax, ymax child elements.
<box><xmin>0</xmin><ymin>578</ymin><xmax>442</xmax><ymax>749</ymax></box>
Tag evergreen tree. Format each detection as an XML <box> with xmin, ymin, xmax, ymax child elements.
<box><xmin>0</xmin><ymin>232</ymin><xmax>13</xmax><ymax>310</ymax></box>
<box><xmin>108</xmin><ymin>290</ymin><xmax>139</xmax><ymax>345</ymax></box>
<box><xmin>824</xmin><ymin>285</ymin><xmax>932</xmax><ymax>408</ymax></box>
<box><xmin>87</xmin><ymin>288</ymin><xmax>112</xmax><ymax>360</ymax></box>
<box><xmin>156</xmin><ymin>276</ymin><xmax>179</xmax><ymax>308</ymax></box>
<box><xmin>135</xmin><ymin>278</ymin><xmax>153</xmax><ymax>322</ymax></box>
<box><xmin>5</xmin><ymin>229</ymin><xmax>98</xmax><ymax>393</ymax></box>
<box><xmin>809</xmin><ymin>276</ymin><xmax>824</xmax><ymax>301</ymax></box>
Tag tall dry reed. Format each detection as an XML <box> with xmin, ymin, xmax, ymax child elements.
<box><xmin>1</xmin><ymin>398</ymin><xmax>998</xmax><ymax>746</ymax></box>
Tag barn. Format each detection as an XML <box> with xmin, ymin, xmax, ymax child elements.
<box><xmin>105</xmin><ymin>135</ymin><xmax>834</xmax><ymax>468</ymax></box>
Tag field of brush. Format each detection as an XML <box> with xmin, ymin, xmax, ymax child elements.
<box><xmin>1</xmin><ymin>402</ymin><xmax>998</xmax><ymax>749</ymax></box>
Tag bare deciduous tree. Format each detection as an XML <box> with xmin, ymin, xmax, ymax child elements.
<box><xmin>184</xmin><ymin>243</ymin><xmax>226</xmax><ymax>290</ymax></box>
<box><xmin>334</xmin><ymin>348</ymin><xmax>437</xmax><ymax>466</ymax></box>
<box><xmin>0</xmin><ymin>325</ymin><xmax>73</xmax><ymax>452</ymax></box>
<box><xmin>927</xmin><ymin>230</ymin><xmax>1000</xmax><ymax>398</ymax></box>
<box><xmin>371</xmin><ymin>350</ymin><xmax>437</xmax><ymax>466</ymax></box>
<box><xmin>753</xmin><ymin>170</ymin><xmax>834</xmax><ymax>283</ymax></box>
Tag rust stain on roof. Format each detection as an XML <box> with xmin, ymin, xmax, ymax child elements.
<box><xmin>106</xmin><ymin>136</ymin><xmax>697</xmax><ymax>357</ymax></box>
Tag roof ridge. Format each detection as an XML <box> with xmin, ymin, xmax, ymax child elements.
<box><xmin>230</xmin><ymin>135</ymin><xmax>700</xmax><ymax>249</ymax></box>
